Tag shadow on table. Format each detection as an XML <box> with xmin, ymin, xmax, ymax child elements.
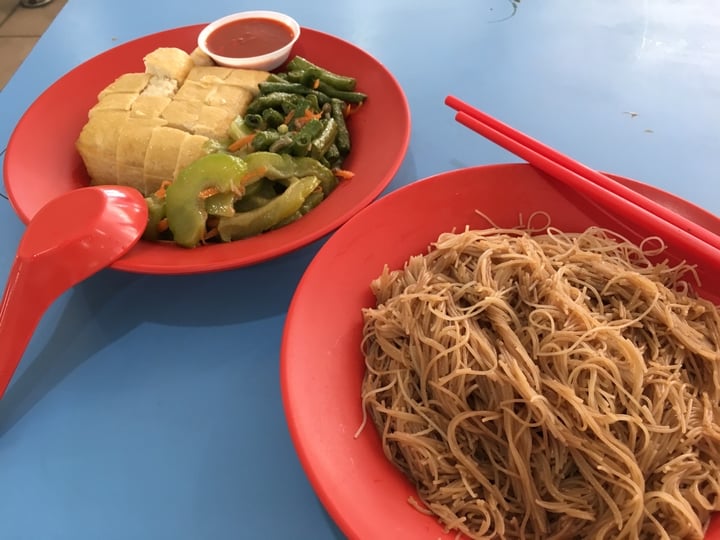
<box><xmin>0</xmin><ymin>149</ymin><xmax>419</xmax><ymax>435</ymax></box>
<box><xmin>0</xmin><ymin>238</ymin><xmax>322</xmax><ymax>435</ymax></box>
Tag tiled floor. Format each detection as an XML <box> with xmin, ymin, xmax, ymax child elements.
<box><xmin>0</xmin><ymin>0</ymin><xmax>67</xmax><ymax>90</ymax></box>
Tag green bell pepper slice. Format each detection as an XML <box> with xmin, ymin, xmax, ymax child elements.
<box><xmin>217</xmin><ymin>175</ymin><xmax>321</xmax><ymax>242</ymax></box>
<box><xmin>243</xmin><ymin>152</ymin><xmax>337</xmax><ymax>196</ymax></box>
<box><xmin>165</xmin><ymin>153</ymin><xmax>249</xmax><ymax>248</ymax></box>
<box><xmin>164</xmin><ymin>152</ymin><xmax>337</xmax><ymax>247</ymax></box>
<box><xmin>143</xmin><ymin>193</ymin><xmax>167</xmax><ymax>241</ymax></box>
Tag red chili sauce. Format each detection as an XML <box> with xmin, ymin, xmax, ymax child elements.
<box><xmin>206</xmin><ymin>17</ymin><xmax>295</xmax><ymax>58</ymax></box>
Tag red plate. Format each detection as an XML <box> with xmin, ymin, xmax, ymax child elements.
<box><xmin>3</xmin><ymin>25</ymin><xmax>410</xmax><ymax>274</ymax></box>
<box><xmin>281</xmin><ymin>164</ymin><xmax>720</xmax><ymax>540</ymax></box>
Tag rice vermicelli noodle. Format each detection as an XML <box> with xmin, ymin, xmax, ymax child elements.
<box><xmin>359</xmin><ymin>225</ymin><xmax>720</xmax><ymax>540</ymax></box>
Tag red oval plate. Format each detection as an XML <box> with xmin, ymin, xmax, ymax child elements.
<box><xmin>281</xmin><ymin>164</ymin><xmax>720</xmax><ymax>540</ymax></box>
<box><xmin>3</xmin><ymin>25</ymin><xmax>410</xmax><ymax>274</ymax></box>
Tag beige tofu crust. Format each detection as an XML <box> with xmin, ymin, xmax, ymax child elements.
<box><xmin>75</xmin><ymin>47</ymin><xmax>270</xmax><ymax>195</ymax></box>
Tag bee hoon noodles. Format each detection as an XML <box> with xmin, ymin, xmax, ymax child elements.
<box><xmin>359</xmin><ymin>226</ymin><xmax>720</xmax><ymax>539</ymax></box>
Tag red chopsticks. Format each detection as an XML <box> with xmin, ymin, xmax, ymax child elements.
<box><xmin>445</xmin><ymin>95</ymin><xmax>720</xmax><ymax>268</ymax></box>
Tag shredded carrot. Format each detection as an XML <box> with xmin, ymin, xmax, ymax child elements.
<box><xmin>312</xmin><ymin>78</ymin><xmax>320</xmax><ymax>89</ymax></box>
<box><xmin>202</xmin><ymin>227</ymin><xmax>219</xmax><ymax>243</ymax></box>
<box><xmin>284</xmin><ymin>110</ymin><xmax>296</xmax><ymax>124</ymax></box>
<box><xmin>241</xmin><ymin>166</ymin><xmax>268</xmax><ymax>185</ymax></box>
<box><xmin>157</xmin><ymin>217</ymin><xmax>169</xmax><ymax>233</ymax></box>
<box><xmin>154</xmin><ymin>180</ymin><xmax>172</xmax><ymax>198</ymax></box>
<box><xmin>198</xmin><ymin>187</ymin><xmax>220</xmax><ymax>199</ymax></box>
<box><xmin>344</xmin><ymin>101</ymin><xmax>363</xmax><ymax>117</ymax></box>
<box><xmin>295</xmin><ymin>107</ymin><xmax>323</xmax><ymax>128</ymax></box>
<box><xmin>333</xmin><ymin>168</ymin><xmax>355</xmax><ymax>180</ymax></box>
<box><xmin>201</xmin><ymin>218</ymin><xmax>221</xmax><ymax>244</ymax></box>
<box><xmin>228</xmin><ymin>133</ymin><xmax>256</xmax><ymax>152</ymax></box>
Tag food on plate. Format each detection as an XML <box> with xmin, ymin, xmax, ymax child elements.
<box><xmin>224</xmin><ymin>54</ymin><xmax>366</xmax><ymax>170</ymax></box>
<box><xmin>359</xmin><ymin>225</ymin><xmax>720</xmax><ymax>539</ymax></box>
<box><xmin>76</xmin><ymin>46</ymin><xmax>268</xmax><ymax>197</ymax></box>
<box><xmin>150</xmin><ymin>151</ymin><xmax>337</xmax><ymax>247</ymax></box>
<box><xmin>75</xmin><ymin>46</ymin><xmax>366</xmax><ymax>247</ymax></box>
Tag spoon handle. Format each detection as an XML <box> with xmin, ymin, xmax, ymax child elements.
<box><xmin>0</xmin><ymin>257</ymin><xmax>52</xmax><ymax>398</ymax></box>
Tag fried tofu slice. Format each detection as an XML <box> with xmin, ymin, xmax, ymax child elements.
<box><xmin>77</xmin><ymin>46</ymin><xmax>269</xmax><ymax>195</ymax></box>
<box><xmin>143</xmin><ymin>126</ymin><xmax>189</xmax><ymax>194</ymax></box>
<box><xmin>143</xmin><ymin>47</ymin><xmax>194</xmax><ymax>84</ymax></box>
<box><xmin>194</xmin><ymin>106</ymin><xmax>235</xmax><ymax>139</ymax></box>
<box><xmin>160</xmin><ymin>99</ymin><xmax>203</xmax><ymax>132</ymax></box>
<box><xmin>174</xmin><ymin>134</ymin><xmax>211</xmax><ymax>179</ymax></box>
<box><xmin>185</xmin><ymin>66</ymin><xmax>234</xmax><ymax>84</ymax></box>
<box><xmin>205</xmin><ymin>85</ymin><xmax>253</xmax><ymax>110</ymax></box>
<box><xmin>76</xmin><ymin>111</ymin><xmax>129</xmax><ymax>185</ymax></box>
<box><xmin>174</xmin><ymin>80</ymin><xmax>214</xmax><ymax>103</ymax></box>
<box><xmin>98</xmin><ymin>72</ymin><xmax>151</xmax><ymax>99</ymax></box>
<box><xmin>89</xmin><ymin>92</ymin><xmax>139</xmax><ymax>117</ymax></box>
<box><xmin>185</xmin><ymin>66</ymin><xmax>270</xmax><ymax>96</ymax></box>
<box><xmin>189</xmin><ymin>47</ymin><xmax>215</xmax><ymax>67</ymax></box>
<box><xmin>130</xmin><ymin>94</ymin><xmax>172</xmax><ymax>119</ymax></box>
<box><xmin>116</xmin><ymin>118</ymin><xmax>167</xmax><ymax>190</ymax></box>
<box><xmin>223</xmin><ymin>68</ymin><xmax>271</xmax><ymax>95</ymax></box>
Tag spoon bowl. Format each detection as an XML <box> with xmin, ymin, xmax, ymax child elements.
<box><xmin>0</xmin><ymin>185</ymin><xmax>148</xmax><ymax>397</ymax></box>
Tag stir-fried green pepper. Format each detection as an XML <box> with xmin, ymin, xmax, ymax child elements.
<box><xmin>204</xmin><ymin>192</ymin><xmax>236</xmax><ymax>217</ymax></box>
<box><xmin>243</xmin><ymin>152</ymin><xmax>337</xmax><ymax>195</ymax></box>
<box><xmin>162</xmin><ymin>152</ymin><xmax>338</xmax><ymax>248</ymax></box>
<box><xmin>143</xmin><ymin>193</ymin><xmax>166</xmax><ymax>241</ymax></box>
<box><xmin>217</xmin><ymin>176</ymin><xmax>321</xmax><ymax>241</ymax></box>
<box><xmin>165</xmin><ymin>153</ymin><xmax>249</xmax><ymax>248</ymax></box>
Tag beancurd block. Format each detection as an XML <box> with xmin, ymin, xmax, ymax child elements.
<box><xmin>143</xmin><ymin>126</ymin><xmax>188</xmax><ymax>194</ymax></box>
<box><xmin>185</xmin><ymin>66</ymin><xmax>234</xmax><ymax>83</ymax></box>
<box><xmin>130</xmin><ymin>94</ymin><xmax>172</xmax><ymax>119</ymax></box>
<box><xmin>174</xmin><ymin>80</ymin><xmax>214</xmax><ymax>103</ymax></box>
<box><xmin>76</xmin><ymin>110</ymin><xmax>128</xmax><ymax>153</ymax></box>
<box><xmin>144</xmin><ymin>126</ymin><xmax>188</xmax><ymax>174</ymax></box>
<box><xmin>160</xmin><ymin>101</ymin><xmax>236</xmax><ymax>139</ymax></box>
<box><xmin>194</xmin><ymin>106</ymin><xmax>235</xmax><ymax>139</ymax></box>
<box><xmin>77</xmin><ymin>46</ymin><xmax>268</xmax><ymax>196</ymax></box>
<box><xmin>98</xmin><ymin>73</ymin><xmax>151</xmax><ymax>99</ymax></box>
<box><xmin>206</xmin><ymin>85</ymin><xmax>253</xmax><ymax>110</ymax></box>
<box><xmin>142</xmin><ymin>77</ymin><xmax>178</xmax><ymax>98</ymax></box>
<box><xmin>184</xmin><ymin>66</ymin><xmax>270</xmax><ymax>95</ymax></box>
<box><xmin>143</xmin><ymin>47</ymin><xmax>194</xmax><ymax>84</ymax></box>
<box><xmin>189</xmin><ymin>47</ymin><xmax>214</xmax><ymax>67</ymax></box>
<box><xmin>76</xmin><ymin>111</ymin><xmax>129</xmax><ymax>184</ymax></box>
<box><xmin>117</xmin><ymin>119</ymin><xmax>165</xmax><ymax>169</ymax></box>
<box><xmin>223</xmin><ymin>69</ymin><xmax>271</xmax><ymax>95</ymax></box>
<box><xmin>89</xmin><ymin>92</ymin><xmax>139</xmax><ymax>117</ymax></box>
<box><xmin>173</xmin><ymin>134</ymin><xmax>211</xmax><ymax>179</ymax></box>
<box><xmin>116</xmin><ymin>119</ymin><xmax>166</xmax><ymax>190</ymax></box>
<box><xmin>160</xmin><ymin>100</ymin><xmax>202</xmax><ymax>132</ymax></box>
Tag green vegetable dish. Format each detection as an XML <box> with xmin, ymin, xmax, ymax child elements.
<box><xmin>147</xmin><ymin>55</ymin><xmax>367</xmax><ymax>248</ymax></box>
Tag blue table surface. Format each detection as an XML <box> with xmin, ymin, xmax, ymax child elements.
<box><xmin>0</xmin><ymin>1</ymin><xmax>718</xmax><ymax>539</ymax></box>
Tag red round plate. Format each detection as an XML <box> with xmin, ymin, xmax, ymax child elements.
<box><xmin>3</xmin><ymin>25</ymin><xmax>410</xmax><ymax>274</ymax></box>
<box><xmin>281</xmin><ymin>164</ymin><xmax>720</xmax><ymax>540</ymax></box>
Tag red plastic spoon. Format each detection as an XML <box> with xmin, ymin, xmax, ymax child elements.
<box><xmin>0</xmin><ymin>185</ymin><xmax>148</xmax><ymax>398</ymax></box>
